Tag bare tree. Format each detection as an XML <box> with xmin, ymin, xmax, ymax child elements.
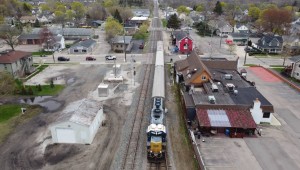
<box><xmin>0</xmin><ymin>25</ymin><xmax>21</xmax><ymax>50</ymax></box>
<box><xmin>39</xmin><ymin>27</ymin><xmax>55</xmax><ymax>51</ymax></box>
<box><xmin>0</xmin><ymin>71</ymin><xmax>16</xmax><ymax>95</ymax></box>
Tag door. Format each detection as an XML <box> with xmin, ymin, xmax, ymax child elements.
<box><xmin>56</xmin><ymin>128</ymin><xmax>76</xmax><ymax>143</ymax></box>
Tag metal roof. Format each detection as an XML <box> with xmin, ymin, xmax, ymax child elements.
<box><xmin>71</xmin><ymin>39</ymin><xmax>96</xmax><ymax>48</ymax></box>
<box><xmin>111</xmin><ymin>36</ymin><xmax>132</xmax><ymax>44</ymax></box>
<box><xmin>207</xmin><ymin>109</ymin><xmax>231</xmax><ymax>127</ymax></box>
<box><xmin>152</xmin><ymin>66</ymin><xmax>165</xmax><ymax>98</ymax></box>
<box><xmin>56</xmin><ymin>99</ymin><xmax>103</xmax><ymax>126</ymax></box>
<box><xmin>155</xmin><ymin>51</ymin><xmax>164</xmax><ymax>67</ymax></box>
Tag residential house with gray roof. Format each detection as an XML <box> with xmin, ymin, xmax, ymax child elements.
<box><xmin>110</xmin><ymin>36</ymin><xmax>132</xmax><ymax>53</ymax></box>
<box><xmin>256</xmin><ymin>34</ymin><xmax>283</xmax><ymax>54</ymax></box>
<box><xmin>286</xmin><ymin>55</ymin><xmax>300</xmax><ymax>80</ymax></box>
<box><xmin>69</xmin><ymin>39</ymin><xmax>96</xmax><ymax>54</ymax></box>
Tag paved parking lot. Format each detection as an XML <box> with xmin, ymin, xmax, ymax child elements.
<box><xmin>197</xmin><ymin>137</ymin><xmax>261</xmax><ymax>170</ymax></box>
<box><xmin>245</xmin><ymin>67</ymin><xmax>300</xmax><ymax>170</ymax></box>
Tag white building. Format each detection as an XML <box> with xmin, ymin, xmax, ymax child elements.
<box><xmin>49</xmin><ymin>99</ymin><xmax>104</xmax><ymax>144</ymax></box>
<box><xmin>250</xmin><ymin>98</ymin><xmax>272</xmax><ymax>124</ymax></box>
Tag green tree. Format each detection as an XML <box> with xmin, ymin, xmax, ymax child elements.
<box><xmin>113</xmin><ymin>9</ymin><xmax>123</xmax><ymax>23</ymax></box>
<box><xmin>66</xmin><ymin>10</ymin><xmax>74</xmax><ymax>22</ymax></box>
<box><xmin>103</xmin><ymin>0</ymin><xmax>114</xmax><ymax>7</ymax></box>
<box><xmin>214</xmin><ymin>1</ymin><xmax>223</xmax><ymax>15</ymax></box>
<box><xmin>22</xmin><ymin>3</ymin><xmax>33</xmax><ymax>14</ymax></box>
<box><xmin>248</xmin><ymin>6</ymin><xmax>261</xmax><ymax>21</ymax></box>
<box><xmin>33</xmin><ymin>19</ymin><xmax>40</xmax><ymax>27</ymax></box>
<box><xmin>133</xmin><ymin>22</ymin><xmax>149</xmax><ymax>39</ymax></box>
<box><xmin>40</xmin><ymin>4</ymin><xmax>50</xmax><ymax>12</ymax></box>
<box><xmin>195</xmin><ymin>21</ymin><xmax>211</xmax><ymax>36</ymax></box>
<box><xmin>196</xmin><ymin>4</ymin><xmax>204</xmax><ymax>12</ymax></box>
<box><xmin>71</xmin><ymin>2</ymin><xmax>86</xmax><ymax>26</ymax></box>
<box><xmin>27</xmin><ymin>86</ymin><xmax>33</xmax><ymax>95</ymax></box>
<box><xmin>167</xmin><ymin>14</ymin><xmax>181</xmax><ymax>30</ymax></box>
<box><xmin>177</xmin><ymin>5</ymin><xmax>189</xmax><ymax>14</ymax></box>
<box><xmin>104</xmin><ymin>17</ymin><xmax>123</xmax><ymax>40</ymax></box>
<box><xmin>54</xmin><ymin>11</ymin><xmax>66</xmax><ymax>27</ymax></box>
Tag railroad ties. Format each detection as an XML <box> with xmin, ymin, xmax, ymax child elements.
<box><xmin>122</xmin><ymin>63</ymin><xmax>151</xmax><ymax>170</ymax></box>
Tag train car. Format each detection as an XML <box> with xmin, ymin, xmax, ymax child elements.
<box><xmin>147</xmin><ymin>41</ymin><xmax>167</xmax><ymax>162</ymax></box>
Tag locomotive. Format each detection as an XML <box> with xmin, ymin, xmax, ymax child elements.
<box><xmin>147</xmin><ymin>41</ymin><xmax>167</xmax><ymax>162</ymax></box>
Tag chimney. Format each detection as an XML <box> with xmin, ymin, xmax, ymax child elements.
<box><xmin>253</xmin><ymin>98</ymin><xmax>261</xmax><ymax>110</ymax></box>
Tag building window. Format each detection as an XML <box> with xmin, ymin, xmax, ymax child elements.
<box><xmin>296</xmin><ymin>72</ymin><xmax>299</xmax><ymax>76</ymax></box>
<box><xmin>120</xmin><ymin>45</ymin><xmax>123</xmax><ymax>48</ymax></box>
<box><xmin>74</xmin><ymin>49</ymin><xmax>78</xmax><ymax>53</ymax></box>
<box><xmin>298</xmin><ymin>64</ymin><xmax>300</xmax><ymax>68</ymax></box>
<box><xmin>116</xmin><ymin>45</ymin><xmax>118</xmax><ymax>48</ymax></box>
<box><xmin>4</xmin><ymin>64</ymin><xmax>7</xmax><ymax>70</ymax></box>
<box><xmin>184</xmin><ymin>44</ymin><xmax>188</xmax><ymax>50</ymax></box>
<box><xmin>263</xmin><ymin>112</ymin><xmax>270</xmax><ymax>118</ymax></box>
<box><xmin>82</xmin><ymin>49</ymin><xmax>87</xmax><ymax>53</ymax></box>
<box><xmin>201</xmin><ymin>75</ymin><xmax>206</xmax><ymax>80</ymax></box>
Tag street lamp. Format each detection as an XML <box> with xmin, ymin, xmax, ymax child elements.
<box><xmin>123</xmin><ymin>22</ymin><xmax>127</xmax><ymax>62</ymax></box>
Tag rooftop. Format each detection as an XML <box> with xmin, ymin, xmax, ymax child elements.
<box><xmin>0</xmin><ymin>51</ymin><xmax>32</xmax><ymax>64</ymax></box>
<box><xmin>197</xmin><ymin>108</ymin><xmax>256</xmax><ymax>129</ymax></box>
<box><xmin>58</xmin><ymin>99</ymin><xmax>102</xmax><ymax>126</ymax></box>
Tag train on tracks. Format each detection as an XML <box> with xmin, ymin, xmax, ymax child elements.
<box><xmin>147</xmin><ymin>41</ymin><xmax>167</xmax><ymax>162</ymax></box>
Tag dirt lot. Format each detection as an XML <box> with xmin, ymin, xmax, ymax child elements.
<box><xmin>0</xmin><ymin>63</ymin><xmax>141</xmax><ymax>170</ymax></box>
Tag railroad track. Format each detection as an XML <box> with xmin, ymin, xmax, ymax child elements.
<box><xmin>147</xmin><ymin>154</ymin><xmax>170</xmax><ymax>170</ymax></box>
<box><xmin>122</xmin><ymin>58</ymin><xmax>152</xmax><ymax>170</ymax></box>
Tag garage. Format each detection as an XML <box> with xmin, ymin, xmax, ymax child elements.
<box><xmin>49</xmin><ymin>99</ymin><xmax>105</xmax><ymax>144</ymax></box>
<box><xmin>56</xmin><ymin>128</ymin><xmax>76</xmax><ymax>143</ymax></box>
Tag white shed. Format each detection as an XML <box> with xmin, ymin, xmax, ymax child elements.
<box><xmin>49</xmin><ymin>99</ymin><xmax>104</xmax><ymax>144</ymax></box>
<box><xmin>98</xmin><ymin>83</ymin><xmax>109</xmax><ymax>97</ymax></box>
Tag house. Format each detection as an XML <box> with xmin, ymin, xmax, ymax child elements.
<box><xmin>189</xmin><ymin>11</ymin><xmax>205</xmax><ymax>25</ymax></box>
<box><xmin>132</xmin><ymin>9</ymin><xmax>150</xmax><ymax>17</ymax></box>
<box><xmin>20</xmin><ymin>15</ymin><xmax>36</xmax><ymax>25</ymax></box>
<box><xmin>124</xmin><ymin>22</ymin><xmax>138</xmax><ymax>35</ymax></box>
<box><xmin>69</xmin><ymin>39</ymin><xmax>96</xmax><ymax>54</ymax></box>
<box><xmin>0</xmin><ymin>50</ymin><xmax>35</xmax><ymax>78</ymax></box>
<box><xmin>18</xmin><ymin>33</ymin><xmax>65</xmax><ymax>51</ymax></box>
<box><xmin>283</xmin><ymin>35</ymin><xmax>300</xmax><ymax>56</ymax></box>
<box><xmin>174</xmin><ymin>51</ymin><xmax>274</xmax><ymax>136</ymax></box>
<box><xmin>234</xmin><ymin>23</ymin><xmax>249</xmax><ymax>34</ymax></box>
<box><xmin>285</xmin><ymin>55</ymin><xmax>300</xmax><ymax>80</ymax></box>
<box><xmin>37</xmin><ymin>13</ymin><xmax>54</xmax><ymax>25</ymax></box>
<box><xmin>230</xmin><ymin>33</ymin><xmax>248</xmax><ymax>45</ymax></box>
<box><xmin>49</xmin><ymin>99</ymin><xmax>104</xmax><ymax>144</ymax></box>
<box><xmin>256</xmin><ymin>34</ymin><xmax>283</xmax><ymax>54</ymax></box>
<box><xmin>208</xmin><ymin>19</ymin><xmax>233</xmax><ymax>36</ymax></box>
<box><xmin>110</xmin><ymin>36</ymin><xmax>132</xmax><ymax>53</ymax></box>
<box><xmin>130</xmin><ymin>17</ymin><xmax>148</xmax><ymax>27</ymax></box>
<box><xmin>171</xmin><ymin>31</ymin><xmax>193</xmax><ymax>54</ymax></box>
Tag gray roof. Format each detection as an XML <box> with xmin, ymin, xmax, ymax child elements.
<box><xmin>18</xmin><ymin>33</ymin><xmax>40</xmax><ymax>40</ymax></box>
<box><xmin>257</xmin><ymin>34</ymin><xmax>283</xmax><ymax>49</ymax></box>
<box><xmin>111</xmin><ymin>36</ymin><xmax>132</xmax><ymax>44</ymax></box>
<box><xmin>31</xmin><ymin>28</ymin><xmax>93</xmax><ymax>36</ymax></box>
<box><xmin>289</xmin><ymin>55</ymin><xmax>300</xmax><ymax>63</ymax></box>
<box><xmin>54</xmin><ymin>98</ymin><xmax>102</xmax><ymax>126</ymax></box>
<box><xmin>172</xmin><ymin>31</ymin><xmax>191</xmax><ymax>41</ymax></box>
<box><xmin>72</xmin><ymin>39</ymin><xmax>96</xmax><ymax>48</ymax></box>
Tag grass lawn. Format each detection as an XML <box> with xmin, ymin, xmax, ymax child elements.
<box><xmin>26</xmin><ymin>84</ymin><xmax>65</xmax><ymax>96</ymax></box>
<box><xmin>0</xmin><ymin>104</ymin><xmax>22</xmax><ymax>123</ymax></box>
<box><xmin>0</xmin><ymin>105</ymin><xmax>41</xmax><ymax>143</ymax></box>
<box><xmin>272</xmin><ymin>67</ymin><xmax>284</xmax><ymax>73</ymax></box>
<box><xmin>32</xmin><ymin>51</ymin><xmax>53</xmax><ymax>56</ymax></box>
<box><xmin>162</xmin><ymin>19</ymin><xmax>167</xmax><ymax>27</ymax></box>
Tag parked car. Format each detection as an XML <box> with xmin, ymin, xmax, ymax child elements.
<box><xmin>105</xmin><ymin>55</ymin><xmax>116</xmax><ymax>60</ymax></box>
<box><xmin>86</xmin><ymin>56</ymin><xmax>96</xmax><ymax>61</ymax></box>
<box><xmin>57</xmin><ymin>56</ymin><xmax>70</xmax><ymax>61</ymax></box>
